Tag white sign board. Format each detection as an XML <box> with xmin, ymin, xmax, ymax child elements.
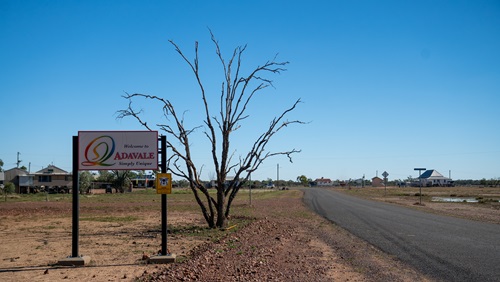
<box><xmin>78</xmin><ymin>131</ymin><xmax>158</xmax><ymax>170</ymax></box>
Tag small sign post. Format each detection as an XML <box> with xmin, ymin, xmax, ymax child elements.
<box><xmin>414</xmin><ymin>168</ymin><xmax>426</xmax><ymax>205</ymax></box>
<box><xmin>149</xmin><ymin>135</ymin><xmax>176</xmax><ymax>264</ymax></box>
<box><xmin>382</xmin><ymin>171</ymin><xmax>389</xmax><ymax>196</ymax></box>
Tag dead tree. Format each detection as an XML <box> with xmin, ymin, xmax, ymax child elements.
<box><xmin>117</xmin><ymin>31</ymin><xmax>303</xmax><ymax>228</ymax></box>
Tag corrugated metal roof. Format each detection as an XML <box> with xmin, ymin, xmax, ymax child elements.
<box><xmin>419</xmin><ymin>169</ymin><xmax>449</xmax><ymax>179</ymax></box>
<box><xmin>34</xmin><ymin>164</ymin><xmax>69</xmax><ymax>175</ymax></box>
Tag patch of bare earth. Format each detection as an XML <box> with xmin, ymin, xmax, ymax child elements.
<box><xmin>139</xmin><ymin>191</ymin><xmax>430</xmax><ymax>282</ymax></box>
<box><xmin>0</xmin><ymin>201</ymin><xmax>207</xmax><ymax>282</ymax></box>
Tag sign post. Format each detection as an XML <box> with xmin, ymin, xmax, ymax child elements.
<box><xmin>414</xmin><ymin>168</ymin><xmax>426</xmax><ymax>205</ymax></box>
<box><xmin>150</xmin><ymin>135</ymin><xmax>176</xmax><ymax>263</ymax></box>
<box><xmin>382</xmin><ymin>171</ymin><xmax>389</xmax><ymax>196</ymax></box>
<box><xmin>71</xmin><ymin>136</ymin><xmax>80</xmax><ymax>259</ymax></box>
<box><xmin>59</xmin><ymin>131</ymin><xmax>159</xmax><ymax>266</ymax></box>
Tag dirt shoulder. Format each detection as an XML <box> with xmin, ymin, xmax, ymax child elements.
<box><xmin>139</xmin><ymin>186</ymin><xmax>499</xmax><ymax>281</ymax></box>
<box><xmin>139</xmin><ymin>190</ymin><xmax>430</xmax><ymax>282</ymax></box>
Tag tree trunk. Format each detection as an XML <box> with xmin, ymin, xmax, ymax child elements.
<box><xmin>216</xmin><ymin>189</ymin><xmax>227</xmax><ymax>228</ymax></box>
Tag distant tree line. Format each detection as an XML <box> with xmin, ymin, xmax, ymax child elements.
<box><xmin>453</xmin><ymin>178</ymin><xmax>500</xmax><ymax>187</ymax></box>
<box><xmin>78</xmin><ymin>170</ymin><xmax>308</xmax><ymax>193</ymax></box>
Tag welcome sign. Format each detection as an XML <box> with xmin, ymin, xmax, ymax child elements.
<box><xmin>78</xmin><ymin>131</ymin><xmax>158</xmax><ymax>170</ymax></box>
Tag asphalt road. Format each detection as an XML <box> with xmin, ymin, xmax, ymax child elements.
<box><xmin>303</xmin><ymin>188</ymin><xmax>500</xmax><ymax>282</ymax></box>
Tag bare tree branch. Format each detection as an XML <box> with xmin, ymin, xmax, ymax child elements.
<box><xmin>117</xmin><ymin>32</ymin><xmax>304</xmax><ymax>228</ymax></box>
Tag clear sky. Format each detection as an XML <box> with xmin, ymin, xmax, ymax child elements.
<box><xmin>1</xmin><ymin>0</ymin><xmax>499</xmax><ymax>182</ymax></box>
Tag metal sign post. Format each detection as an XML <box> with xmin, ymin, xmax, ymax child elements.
<box><xmin>156</xmin><ymin>171</ymin><xmax>172</xmax><ymax>256</ymax></box>
<box><xmin>150</xmin><ymin>135</ymin><xmax>176</xmax><ymax>263</ymax></box>
<box><xmin>57</xmin><ymin>136</ymin><xmax>91</xmax><ymax>266</ymax></box>
<box><xmin>382</xmin><ymin>171</ymin><xmax>389</xmax><ymax>196</ymax></box>
<box><xmin>71</xmin><ymin>136</ymin><xmax>79</xmax><ymax>258</ymax></box>
<box><xmin>414</xmin><ymin>168</ymin><xmax>426</xmax><ymax>205</ymax></box>
<box><xmin>59</xmin><ymin>131</ymin><xmax>159</xmax><ymax>266</ymax></box>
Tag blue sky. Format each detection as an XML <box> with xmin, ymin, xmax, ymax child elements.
<box><xmin>1</xmin><ymin>0</ymin><xmax>499</xmax><ymax>182</ymax></box>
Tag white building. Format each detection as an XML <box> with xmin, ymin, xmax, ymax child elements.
<box><xmin>419</xmin><ymin>169</ymin><xmax>453</xmax><ymax>187</ymax></box>
<box><xmin>315</xmin><ymin>177</ymin><xmax>333</xmax><ymax>186</ymax></box>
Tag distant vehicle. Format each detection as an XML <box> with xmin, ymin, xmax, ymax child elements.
<box><xmin>105</xmin><ymin>185</ymin><xmax>113</xmax><ymax>193</ymax></box>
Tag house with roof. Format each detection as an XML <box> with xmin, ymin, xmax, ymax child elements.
<box><xmin>3</xmin><ymin>167</ymin><xmax>33</xmax><ymax>193</ymax></box>
<box><xmin>371</xmin><ymin>176</ymin><xmax>383</xmax><ymax>187</ymax></box>
<box><xmin>315</xmin><ymin>177</ymin><xmax>333</xmax><ymax>186</ymax></box>
<box><xmin>419</xmin><ymin>169</ymin><xmax>453</xmax><ymax>187</ymax></box>
<box><xmin>33</xmin><ymin>165</ymin><xmax>72</xmax><ymax>193</ymax></box>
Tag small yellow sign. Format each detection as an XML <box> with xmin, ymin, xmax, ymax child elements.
<box><xmin>156</xmin><ymin>173</ymin><xmax>172</xmax><ymax>194</ymax></box>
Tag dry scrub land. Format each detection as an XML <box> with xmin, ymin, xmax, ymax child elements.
<box><xmin>0</xmin><ymin>186</ymin><xmax>498</xmax><ymax>281</ymax></box>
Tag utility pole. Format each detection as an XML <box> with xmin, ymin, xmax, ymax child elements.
<box><xmin>17</xmin><ymin>152</ymin><xmax>22</xmax><ymax>168</ymax></box>
<box><xmin>247</xmin><ymin>170</ymin><xmax>252</xmax><ymax>206</ymax></box>
<box><xmin>277</xmin><ymin>163</ymin><xmax>280</xmax><ymax>188</ymax></box>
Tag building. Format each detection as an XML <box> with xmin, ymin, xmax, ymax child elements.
<box><xmin>132</xmin><ymin>174</ymin><xmax>155</xmax><ymax>188</ymax></box>
<box><xmin>315</xmin><ymin>177</ymin><xmax>333</xmax><ymax>186</ymax></box>
<box><xmin>3</xmin><ymin>167</ymin><xmax>33</xmax><ymax>193</ymax></box>
<box><xmin>208</xmin><ymin>176</ymin><xmax>241</xmax><ymax>189</ymax></box>
<box><xmin>372</xmin><ymin>176</ymin><xmax>383</xmax><ymax>187</ymax></box>
<box><xmin>419</xmin><ymin>169</ymin><xmax>453</xmax><ymax>187</ymax></box>
<box><xmin>0</xmin><ymin>170</ymin><xmax>4</xmax><ymax>187</ymax></box>
<box><xmin>33</xmin><ymin>165</ymin><xmax>72</xmax><ymax>193</ymax></box>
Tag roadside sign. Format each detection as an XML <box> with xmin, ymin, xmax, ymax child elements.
<box><xmin>156</xmin><ymin>173</ymin><xmax>172</xmax><ymax>194</ymax></box>
<box><xmin>78</xmin><ymin>131</ymin><xmax>158</xmax><ymax>170</ymax></box>
<box><xmin>382</xmin><ymin>171</ymin><xmax>389</xmax><ymax>178</ymax></box>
